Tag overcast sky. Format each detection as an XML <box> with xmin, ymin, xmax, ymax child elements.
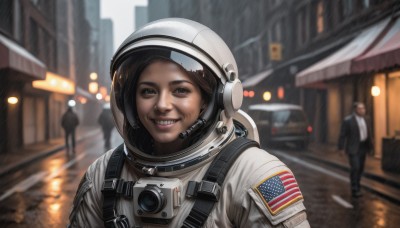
<box><xmin>100</xmin><ymin>0</ymin><xmax>148</xmax><ymax>52</ymax></box>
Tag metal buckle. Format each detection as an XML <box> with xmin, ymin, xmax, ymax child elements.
<box><xmin>105</xmin><ymin>215</ymin><xmax>130</xmax><ymax>228</ymax></box>
<box><xmin>105</xmin><ymin>217</ymin><xmax>119</xmax><ymax>228</ymax></box>
<box><xmin>197</xmin><ymin>180</ymin><xmax>220</xmax><ymax>201</ymax></box>
<box><xmin>102</xmin><ymin>178</ymin><xmax>119</xmax><ymax>193</ymax></box>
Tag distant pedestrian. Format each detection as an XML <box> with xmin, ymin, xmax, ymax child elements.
<box><xmin>61</xmin><ymin>107</ymin><xmax>80</xmax><ymax>153</ymax></box>
<box><xmin>97</xmin><ymin>103</ymin><xmax>115</xmax><ymax>150</ymax></box>
<box><xmin>338</xmin><ymin>102</ymin><xmax>373</xmax><ymax>198</ymax></box>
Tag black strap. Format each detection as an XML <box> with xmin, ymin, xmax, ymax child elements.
<box><xmin>182</xmin><ymin>137</ymin><xmax>259</xmax><ymax>228</ymax></box>
<box><xmin>102</xmin><ymin>144</ymin><xmax>130</xmax><ymax>228</ymax></box>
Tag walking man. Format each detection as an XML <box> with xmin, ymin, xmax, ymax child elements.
<box><xmin>97</xmin><ymin>103</ymin><xmax>115</xmax><ymax>150</ymax></box>
<box><xmin>338</xmin><ymin>102</ymin><xmax>373</xmax><ymax>197</ymax></box>
<box><xmin>61</xmin><ymin>107</ymin><xmax>80</xmax><ymax>153</ymax></box>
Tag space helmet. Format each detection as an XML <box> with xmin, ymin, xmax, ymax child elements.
<box><xmin>110</xmin><ymin>18</ymin><xmax>256</xmax><ymax>176</ymax></box>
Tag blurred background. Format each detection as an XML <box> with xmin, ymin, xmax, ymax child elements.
<box><xmin>0</xmin><ymin>0</ymin><xmax>400</xmax><ymax>227</ymax></box>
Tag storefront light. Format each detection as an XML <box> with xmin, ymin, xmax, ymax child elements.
<box><xmin>96</xmin><ymin>93</ymin><xmax>103</xmax><ymax>100</ymax></box>
<box><xmin>8</xmin><ymin>97</ymin><xmax>19</xmax><ymax>104</ymax></box>
<box><xmin>371</xmin><ymin>86</ymin><xmax>380</xmax><ymax>97</ymax></box>
<box><xmin>388</xmin><ymin>70</ymin><xmax>400</xmax><ymax>79</ymax></box>
<box><xmin>248</xmin><ymin>90</ymin><xmax>255</xmax><ymax>98</ymax></box>
<box><xmin>263</xmin><ymin>91</ymin><xmax>272</xmax><ymax>101</ymax></box>
<box><xmin>89</xmin><ymin>82</ymin><xmax>98</xmax><ymax>94</ymax></box>
<box><xmin>277</xmin><ymin>86</ymin><xmax>285</xmax><ymax>99</ymax></box>
<box><xmin>80</xmin><ymin>97</ymin><xmax>87</xmax><ymax>104</ymax></box>
<box><xmin>32</xmin><ymin>72</ymin><xmax>75</xmax><ymax>95</ymax></box>
<box><xmin>90</xmin><ymin>72</ymin><xmax>98</xmax><ymax>80</ymax></box>
<box><xmin>68</xmin><ymin>100</ymin><xmax>76</xmax><ymax>107</ymax></box>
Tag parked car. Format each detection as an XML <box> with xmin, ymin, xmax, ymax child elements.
<box><xmin>247</xmin><ymin>103</ymin><xmax>312</xmax><ymax>149</ymax></box>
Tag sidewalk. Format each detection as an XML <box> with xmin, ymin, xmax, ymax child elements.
<box><xmin>0</xmin><ymin>126</ymin><xmax>101</xmax><ymax>178</ymax></box>
<box><xmin>306</xmin><ymin>142</ymin><xmax>400</xmax><ymax>203</ymax></box>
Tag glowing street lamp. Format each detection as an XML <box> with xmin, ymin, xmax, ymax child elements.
<box><xmin>263</xmin><ymin>91</ymin><xmax>272</xmax><ymax>101</ymax></box>
<box><xmin>371</xmin><ymin>86</ymin><xmax>380</xmax><ymax>97</ymax></box>
<box><xmin>96</xmin><ymin>93</ymin><xmax>103</xmax><ymax>100</ymax></box>
<box><xmin>68</xmin><ymin>100</ymin><xmax>76</xmax><ymax>107</ymax></box>
<box><xmin>8</xmin><ymin>97</ymin><xmax>19</xmax><ymax>104</ymax></box>
<box><xmin>89</xmin><ymin>82</ymin><xmax>98</xmax><ymax>94</ymax></box>
<box><xmin>90</xmin><ymin>72</ymin><xmax>98</xmax><ymax>80</ymax></box>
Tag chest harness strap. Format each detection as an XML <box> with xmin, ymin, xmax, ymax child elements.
<box><xmin>102</xmin><ymin>137</ymin><xmax>259</xmax><ymax>228</ymax></box>
<box><xmin>102</xmin><ymin>144</ymin><xmax>133</xmax><ymax>228</ymax></box>
<box><xmin>182</xmin><ymin>137</ymin><xmax>259</xmax><ymax>228</ymax></box>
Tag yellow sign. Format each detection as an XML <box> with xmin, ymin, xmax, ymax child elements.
<box><xmin>269</xmin><ymin>43</ymin><xmax>282</xmax><ymax>61</ymax></box>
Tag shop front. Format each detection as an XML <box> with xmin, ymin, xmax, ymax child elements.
<box><xmin>295</xmin><ymin>17</ymin><xmax>389</xmax><ymax>146</ymax></box>
<box><xmin>0</xmin><ymin>34</ymin><xmax>46</xmax><ymax>153</ymax></box>
<box><xmin>32</xmin><ymin>72</ymin><xmax>75</xmax><ymax>141</ymax></box>
<box><xmin>295</xmin><ymin>14</ymin><xmax>400</xmax><ymax>172</ymax></box>
<box><xmin>353</xmin><ymin>16</ymin><xmax>400</xmax><ymax>171</ymax></box>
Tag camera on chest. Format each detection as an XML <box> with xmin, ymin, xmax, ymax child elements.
<box><xmin>133</xmin><ymin>177</ymin><xmax>183</xmax><ymax>220</ymax></box>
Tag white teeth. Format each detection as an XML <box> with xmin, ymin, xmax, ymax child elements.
<box><xmin>155</xmin><ymin>120</ymin><xmax>176</xmax><ymax>125</ymax></box>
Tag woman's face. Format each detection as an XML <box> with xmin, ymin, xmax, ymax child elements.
<box><xmin>136</xmin><ymin>60</ymin><xmax>204</xmax><ymax>153</ymax></box>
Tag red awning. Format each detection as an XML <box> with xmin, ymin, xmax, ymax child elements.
<box><xmin>0</xmin><ymin>34</ymin><xmax>46</xmax><ymax>80</ymax></box>
<box><xmin>353</xmin><ymin>17</ymin><xmax>400</xmax><ymax>73</ymax></box>
<box><xmin>296</xmin><ymin>18</ymin><xmax>390</xmax><ymax>87</ymax></box>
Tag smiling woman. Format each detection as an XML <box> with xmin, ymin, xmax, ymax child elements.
<box><xmin>69</xmin><ymin>18</ymin><xmax>309</xmax><ymax>228</ymax></box>
<box><xmin>135</xmin><ymin>60</ymin><xmax>205</xmax><ymax>155</ymax></box>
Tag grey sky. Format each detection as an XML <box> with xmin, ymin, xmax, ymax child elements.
<box><xmin>100</xmin><ymin>0</ymin><xmax>148</xmax><ymax>52</ymax></box>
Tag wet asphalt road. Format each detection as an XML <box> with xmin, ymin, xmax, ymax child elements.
<box><xmin>268</xmin><ymin>146</ymin><xmax>400</xmax><ymax>228</ymax></box>
<box><xmin>0</xmin><ymin>130</ymin><xmax>123</xmax><ymax>228</ymax></box>
<box><xmin>0</xmin><ymin>137</ymin><xmax>399</xmax><ymax>227</ymax></box>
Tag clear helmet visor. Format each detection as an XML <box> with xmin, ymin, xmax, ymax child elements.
<box><xmin>111</xmin><ymin>47</ymin><xmax>220</xmax><ymax>162</ymax></box>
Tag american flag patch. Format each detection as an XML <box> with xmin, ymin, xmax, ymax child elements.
<box><xmin>253</xmin><ymin>171</ymin><xmax>303</xmax><ymax>215</ymax></box>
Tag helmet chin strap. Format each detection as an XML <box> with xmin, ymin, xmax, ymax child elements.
<box><xmin>179</xmin><ymin>86</ymin><xmax>219</xmax><ymax>139</ymax></box>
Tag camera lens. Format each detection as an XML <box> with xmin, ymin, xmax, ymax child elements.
<box><xmin>138</xmin><ymin>185</ymin><xmax>165</xmax><ymax>213</ymax></box>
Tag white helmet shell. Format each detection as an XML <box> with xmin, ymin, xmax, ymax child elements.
<box><xmin>110</xmin><ymin>18</ymin><xmax>246</xmax><ymax>175</ymax></box>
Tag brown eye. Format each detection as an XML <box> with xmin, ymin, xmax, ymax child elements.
<box><xmin>140</xmin><ymin>88</ymin><xmax>157</xmax><ymax>96</ymax></box>
<box><xmin>174</xmin><ymin>88</ymin><xmax>190</xmax><ymax>95</ymax></box>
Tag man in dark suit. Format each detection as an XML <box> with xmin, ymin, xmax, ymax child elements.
<box><xmin>338</xmin><ymin>102</ymin><xmax>373</xmax><ymax>198</ymax></box>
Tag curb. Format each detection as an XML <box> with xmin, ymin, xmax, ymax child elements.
<box><xmin>303</xmin><ymin>153</ymin><xmax>400</xmax><ymax>205</ymax></box>
<box><xmin>303</xmin><ymin>153</ymin><xmax>400</xmax><ymax>189</ymax></box>
<box><xmin>0</xmin><ymin>129</ymin><xmax>100</xmax><ymax>178</ymax></box>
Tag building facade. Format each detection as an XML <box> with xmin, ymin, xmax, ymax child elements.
<box><xmin>151</xmin><ymin>0</ymin><xmax>399</xmax><ymax>158</ymax></box>
<box><xmin>0</xmin><ymin>0</ymin><xmax>106</xmax><ymax>154</ymax></box>
<box><xmin>296</xmin><ymin>0</ymin><xmax>400</xmax><ymax>158</ymax></box>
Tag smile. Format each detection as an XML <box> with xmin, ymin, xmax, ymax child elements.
<box><xmin>154</xmin><ymin>120</ymin><xmax>178</xmax><ymax>125</ymax></box>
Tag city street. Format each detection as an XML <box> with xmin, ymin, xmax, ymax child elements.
<box><xmin>1</xmin><ymin>135</ymin><xmax>399</xmax><ymax>227</ymax></box>
<box><xmin>269</xmin><ymin>147</ymin><xmax>400</xmax><ymax>228</ymax></box>
<box><xmin>1</xmin><ymin>0</ymin><xmax>400</xmax><ymax>227</ymax></box>
<box><xmin>0</xmin><ymin>131</ymin><xmax>123</xmax><ymax>228</ymax></box>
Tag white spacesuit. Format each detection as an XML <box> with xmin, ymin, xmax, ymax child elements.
<box><xmin>69</xmin><ymin>18</ymin><xmax>310</xmax><ymax>228</ymax></box>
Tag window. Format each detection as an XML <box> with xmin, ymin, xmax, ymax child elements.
<box><xmin>317</xmin><ymin>1</ymin><xmax>324</xmax><ymax>34</ymax></box>
<box><xmin>13</xmin><ymin>0</ymin><xmax>22</xmax><ymax>42</ymax></box>
<box><xmin>272</xmin><ymin>110</ymin><xmax>306</xmax><ymax>124</ymax></box>
<box><xmin>30</xmin><ymin>19</ymin><xmax>39</xmax><ymax>55</ymax></box>
<box><xmin>363</xmin><ymin>0</ymin><xmax>370</xmax><ymax>8</ymax></box>
<box><xmin>0</xmin><ymin>0</ymin><xmax>12</xmax><ymax>34</ymax></box>
<box><xmin>270</xmin><ymin>19</ymin><xmax>282</xmax><ymax>42</ymax></box>
<box><xmin>340</xmin><ymin>0</ymin><xmax>354</xmax><ymax>19</ymax></box>
<box><xmin>296</xmin><ymin>6</ymin><xmax>309</xmax><ymax>47</ymax></box>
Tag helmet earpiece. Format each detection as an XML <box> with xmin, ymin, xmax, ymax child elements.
<box><xmin>221</xmin><ymin>63</ymin><xmax>243</xmax><ymax>118</ymax></box>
